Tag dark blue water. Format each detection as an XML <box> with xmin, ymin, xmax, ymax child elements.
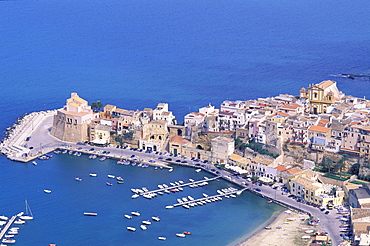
<box><xmin>0</xmin><ymin>0</ymin><xmax>370</xmax><ymax>244</ymax></box>
<box><xmin>0</xmin><ymin>154</ymin><xmax>281</xmax><ymax>245</ymax></box>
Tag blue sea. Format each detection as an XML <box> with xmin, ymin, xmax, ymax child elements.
<box><xmin>0</xmin><ymin>0</ymin><xmax>370</xmax><ymax>245</ymax></box>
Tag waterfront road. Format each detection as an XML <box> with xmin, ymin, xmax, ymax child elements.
<box><xmin>4</xmin><ymin>113</ymin><xmax>344</xmax><ymax>245</ymax></box>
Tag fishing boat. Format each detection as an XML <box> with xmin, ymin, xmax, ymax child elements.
<box><xmin>107</xmin><ymin>175</ymin><xmax>115</xmax><ymax>179</ymax></box>
<box><xmin>19</xmin><ymin>200</ymin><xmax>33</xmax><ymax>220</ymax></box>
<box><xmin>89</xmin><ymin>173</ymin><xmax>97</xmax><ymax>177</ymax></box>
<box><xmin>176</xmin><ymin>233</ymin><xmax>186</xmax><ymax>237</ymax></box>
<box><xmin>106</xmin><ymin>182</ymin><xmax>113</xmax><ymax>186</ymax></box>
<box><xmin>158</xmin><ymin>237</ymin><xmax>166</xmax><ymax>240</ymax></box>
<box><xmin>75</xmin><ymin>177</ymin><xmax>82</xmax><ymax>181</ymax></box>
<box><xmin>152</xmin><ymin>216</ymin><xmax>160</xmax><ymax>222</ymax></box>
<box><xmin>131</xmin><ymin>211</ymin><xmax>140</xmax><ymax>216</ymax></box>
<box><xmin>117</xmin><ymin>181</ymin><xmax>124</xmax><ymax>184</ymax></box>
<box><xmin>83</xmin><ymin>212</ymin><xmax>97</xmax><ymax>216</ymax></box>
<box><xmin>127</xmin><ymin>227</ymin><xmax>136</xmax><ymax>232</ymax></box>
<box><xmin>32</xmin><ymin>161</ymin><xmax>37</xmax><ymax>166</ymax></box>
<box><xmin>183</xmin><ymin>231</ymin><xmax>192</xmax><ymax>235</ymax></box>
<box><xmin>140</xmin><ymin>225</ymin><xmax>147</xmax><ymax>230</ymax></box>
<box><xmin>165</xmin><ymin>205</ymin><xmax>174</xmax><ymax>209</ymax></box>
<box><xmin>116</xmin><ymin>176</ymin><xmax>124</xmax><ymax>181</ymax></box>
<box><xmin>142</xmin><ymin>220</ymin><xmax>151</xmax><ymax>225</ymax></box>
<box><xmin>44</xmin><ymin>189</ymin><xmax>52</xmax><ymax>194</ymax></box>
<box><xmin>0</xmin><ymin>215</ymin><xmax>9</xmax><ymax>220</ymax></box>
<box><xmin>124</xmin><ymin>214</ymin><xmax>132</xmax><ymax>219</ymax></box>
<box><xmin>195</xmin><ymin>169</ymin><xmax>201</xmax><ymax>172</ymax></box>
<box><xmin>99</xmin><ymin>156</ymin><xmax>106</xmax><ymax>161</ymax></box>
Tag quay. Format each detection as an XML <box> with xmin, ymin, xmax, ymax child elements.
<box><xmin>0</xmin><ymin>215</ymin><xmax>17</xmax><ymax>240</ymax></box>
<box><xmin>137</xmin><ymin>176</ymin><xmax>221</xmax><ymax>197</ymax></box>
<box><xmin>171</xmin><ymin>187</ymin><xmax>248</xmax><ymax>208</ymax></box>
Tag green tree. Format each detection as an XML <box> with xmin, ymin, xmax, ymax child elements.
<box><xmin>348</xmin><ymin>163</ymin><xmax>360</xmax><ymax>175</ymax></box>
<box><xmin>123</xmin><ymin>131</ymin><xmax>134</xmax><ymax>140</ymax></box>
<box><xmin>322</xmin><ymin>158</ymin><xmax>334</xmax><ymax>174</ymax></box>
<box><xmin>90</xmin><ymin>101</ymin><xmax>103</xmax><ymax>112</ymax></box>
<box><xmin>336</xmin><ymin>154</ymin><xmax>348</xmax><ymax>178</ymax></box>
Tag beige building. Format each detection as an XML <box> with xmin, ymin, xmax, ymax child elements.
<box><xmin>89</xmin><ymin>123</ymin><xmax>111</xmax><ymax>145</ymax></box>
<box><xmin>169</xmin><ymin>135</ymin><xmax>190</xmax><ymax>156</ymax></box>
<box><xmin>289</xmin><ymin>175</ymin><xmax>344</xmax><ymax>207</ymax></box>
<box><xmin>300</xmin><ymin>80</ymin><xmax>341</xmax><ymax>114</ymax></box>
<box><xmin>51</xmin><ymin>93</ymin><xmax>98</xmax><ymax>142</ymax></box>
<box><xmin>139</xmin><ymin>120</ymin><xmax>168</xmax><ymax>152</ymax></box>
<box><xmin>211</xmin><ymin>136</ymin><xmax>234</xmax><ymax>164</ymax></box>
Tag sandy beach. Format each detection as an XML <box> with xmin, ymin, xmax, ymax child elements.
<box><xmin>237</xmin><ymin>210</ymin><xmax>319</xmax><ymax>246</ymax></box>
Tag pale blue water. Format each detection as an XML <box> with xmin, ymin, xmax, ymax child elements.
<box><xmin>0</xmin><ymin>0</ymin><xmax>370</xmax><ymax>245</ymax></box>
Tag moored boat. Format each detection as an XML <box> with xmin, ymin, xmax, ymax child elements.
<box><xmin>140</xmin><ymin>225</ymin><xmax>147</xmax><ymax>230</ymax></box>
<box><xmin>131</xmin><ymin>211</ymin><xmax>140</xmax><ymax>216</ymax></box>
<box><xmin>83</xmin><ymin>212</ymin><xmax>98</xmax><ymax>216</ymax></box>
<box><xmin>127</xmin><ymin>226</ymin><xmax>136</xmax><ymax>232</ymax></box>
<box><xmin>89</xmin><ymin>173</ymin><xmax>97</xmax><ymax>177</ymax></box>
<box><xmin>158</xmin><ymin>236</ymin><xmax>166</xmax><ymax>240</ymax></box>
<box><xmin>183</xmin><ymin>231</ymin><xmax>192</xmax><ymax>235</ymax></box>
<box><xmin>106</xmin><ymin>182</ymin><xmax>113</xmax><ymax>186</ymax></box>
<box><xmin>75</xmin><ymin>177</ymin><xmax>82</xmax><ymax>181</ymax></box>
<box><xmin>152</xmin><ymin>216</ymin><xmax>160</xmax><ymax>222</ymax></box>
<box><xmin>124</xmin><ymin>214</ymin><xmax>132</xmax><ymax>219</ymax></box>
<box><xmin>142</xmin><ymin>220</ymin><xmax>151</xmax><ymax>225</ymax></box>
<box><xmin>107</xmin><ymin>175</ymin><xmax>115</xmax><ymax>179</ymax></box>
<box><xmin>176</xmin><ymin>233</ymin><xmax>186</xmax><ymax>237</ymax></box>
<box><xmin>44</xmin><ymin>189</ymin><xmax>52</xmax><ymax>194</ymax></box>
<box><xmin>19</xmin><ymin>200</ymin><xmax>33</xmax><ymax>220</ymax></box>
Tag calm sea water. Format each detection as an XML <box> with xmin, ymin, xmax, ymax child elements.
<box><xmin>0</xmin><ymin>0</ymin><xmax>370</xmax><ymax>245</ymax></box>
<box><xmin>0</xmin><ymin>154</ymin><xmax>281</xmax><ymax>245</ymax></box>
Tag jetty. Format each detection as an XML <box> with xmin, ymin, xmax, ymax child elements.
<box><xmin>133</xmin><ymin>176</ymin><xmax>221</xmax><ymax>198</ymax></box>
<box><xmin>342</xmin><ymin>73</ymin><xmax>370</xmax><ymax>80</ymax></box>
<box><xmin>0</xmin><ymin>215</ymin><xmax>17</xmax><ymax>240</ymax></box>
<box><xmin>170</xmin><ymin>187</ymin><xmax>247</xmax><ymax>208</ymax></box>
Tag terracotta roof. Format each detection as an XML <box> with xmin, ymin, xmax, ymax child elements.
<box><xmin>170</xmin><ymin>135</ymin><xmax>189</xmax><ymax>145</ymax></box>
<box><xmin>308</xmin><ymin>125</ymin><xmax>330</xmax><ymax>133</ymax></box>
<box><xmin>275</xmin><ymin>165</ymin><xmax>287</xmax><ymax>172</ymax></box>
<box><xmin>286</xmin><ymin>166</ymin><xmax>302</xmax><ymax>174</ymax></box>
<box><xmin>277</xmin><ymin>112</ymin><xmax>289</xmax><ymax>117</ymax></box>
<box><xmin>300</xmin><ymin>87</ymin><xmax>306</xmax><ymax>92</ymax></box>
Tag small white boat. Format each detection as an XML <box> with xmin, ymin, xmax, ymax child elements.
<box><xmin>116</xmin><ymin>176</ymin><xmax>124</xmax><ymax>181</ymax></box>
<box><xmin>124</xmin><ymin>214</ymin><xmax>132</xmax><ymax>219</ymax></box>
<box><xmin>19</xmin><ymin>200</ymin><xmax>33</xmax><ymax>220</ymax></box>
<box><xmin>127</xmin><ymin>227</ymin><xmax>136</xmax><ymax>232</ymax></box>
<box><xmin>2</xmin><ymin>238</ymin><xmax>16</xmax><ymax>244</ymax></box>
<box><xmin>4</xmin><ymin>234</ymin><xmax>15</xmax><ymax>238</ymax></box>
<box><xmin>132</xmin><ymin>194</ymin><xmax>140</xmax><ymax>199</ymax></box>
<box><xmin>13</xmin><ymin>219</ymin><xmax>26</xmax><ymax>225</ymax></box>
<box><xmin>107</xmin><ymin>175</ymin><xmax>115</xmax><ymax>179</ymax></box>
<box><xmin>165</xmin><ymin>205</ymin><xmax>174</xmax><ymax>209</ymax></box>
<box><xmin>168</xmin><ymin>168</ymin><xmax>173</xmax><ymax>172</ymax></box>
<box><xmin>195</xmin><ymin>168</ymin><xmax>201</xmax><ymax>172</ymax></box>
<box><xmin>182</xmin><ymin>204</ymin><xmax>189</xmax><ymax>209</ymax></box>
<box><xmin>131</xmin><ymin>211</ymin><xmax>140</xmax><ymax>216</ymax></box>
<box><xmin>140</xmin><ymin>225</ymin><xmax>147</xmax><ymax>230</ymax></box>
<box><xmin>44</xmin><ymin>189</ymin><xmax>52</xmax><ymax>194</ymax></box>
<box><xmin>32</xmin><ymin>161</ymin><xmax>37</xmax><ymax>166</ymax></box>
<box><xmin>152</xmin><ymin>216</ymin><xmax>160</xmax><ymax>222</ymax></box>
<box><xmin>0</xmin><ymin>215</ymin><xmax>9</xmax><ymax>220</ymax></box>
<box><xmin>99</xmin><ymin>156</ymin><xmax>106</xmax><ymax>161</ymax></box>
<box><xmin>0</xmin><ymin>221</ymin><xmax>7</xmax><ymax>226</ymax></box>
<box><xmin>142</xmin><ymin>220</ymin><xmax>151</xmax><ymax>225</ymax></box>
<box><xmin>176</xmin><ymin>233</ymin><xmax>186</xmax><ymax>237</ymax></box>
<box><xmin>89</xmin><ymin>173</ymin><xmax>97</xmax><ymax>177</ymax></box>
<box><xmin>83</xmin><ymin>212</ymin><xmax>98</xmax><ymax>216</ymax></box>
<box><xmin>75</xmin><ymin>177</ymin><xmax>82</xmax><ymax>181</ymax></box>
<box><xmin>158</xmin><ymin>236</ymin><xmax>166</xmax><ymax>240</ymax></box>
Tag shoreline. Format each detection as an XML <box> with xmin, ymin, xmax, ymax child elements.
<box><xmin>235</xmin><ymin>209</ymin><xmax>284</xmax><ymax>246</ymax></box>
<box><xmin>236</xmin><ymin>209</ymin><xmax>311</xmax><ymax>246</ymax></box>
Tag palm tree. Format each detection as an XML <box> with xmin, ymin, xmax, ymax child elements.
<box><xmin>337</xmin><ymin>154</ymin><xmax>348</xmax><ymax>178</ymax></box>
<box><xmin>322</xmin><ymin>158</ymin><xmax>334</xmax><ymax>174</ymax></box>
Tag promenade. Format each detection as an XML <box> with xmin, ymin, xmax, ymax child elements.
<box><xmin>0</xmin><ymin>110</ymin><xmax>344</xmax><ymax>246</ymax></box>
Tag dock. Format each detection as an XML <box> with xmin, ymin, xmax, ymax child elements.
<box><xmin>0</xmin><ymin>215</ymin><xmax>17</xmax><ymax>240</ymax></box>
<box><xmin>171</xmin><ymin>187</ymin><xmax>248</xmax><ymax>208</ymax></box>
<box><xmin>134</xmin><ymin>176</ymin><xmax>221</xmax><ymax>198</ymax></box>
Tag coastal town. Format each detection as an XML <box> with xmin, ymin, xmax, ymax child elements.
<box><xmin>2</xmin><ymin>79</ymin><xmax>370</xmax><ymax>245</ymax></box>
